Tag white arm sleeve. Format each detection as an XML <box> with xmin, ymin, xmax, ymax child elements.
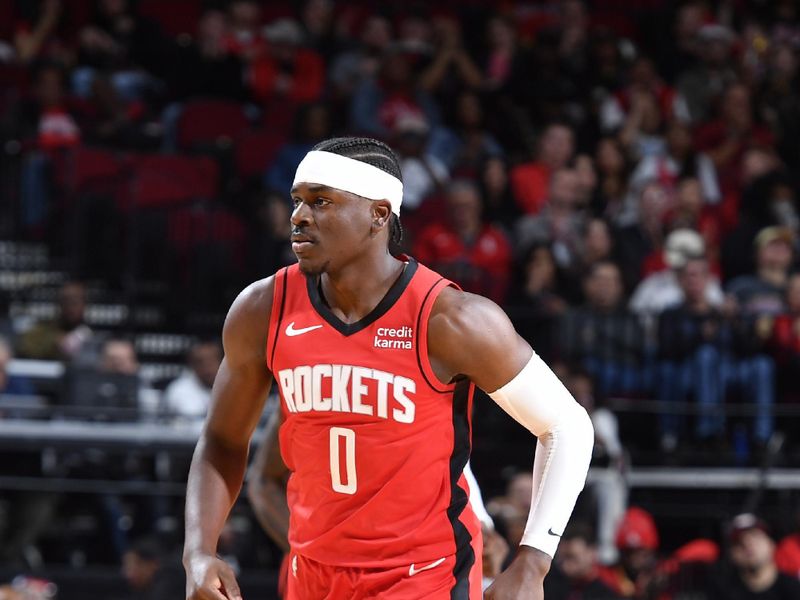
<box><xmin>464</xmin><ymin>460</ymin><xmax>495</xmax><ymax>530</ymax></box>
<box><xmin>488</xmin><ymin>352</ymin><xmax>594</xmax><ymax>558</ymax></box>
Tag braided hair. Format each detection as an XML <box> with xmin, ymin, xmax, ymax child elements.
<box><xmin>311</xmin><ymin>137</ymin><xmax>404</xmax><ymax>245</ymax></box>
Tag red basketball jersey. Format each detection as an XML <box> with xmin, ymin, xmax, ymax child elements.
<box><xmin>266</xmin><ymin>257</ymin><xmax>480</xmax><ymax>570</ymax></box>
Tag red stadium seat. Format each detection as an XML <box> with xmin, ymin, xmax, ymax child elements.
<box><xmin>53</xmin><ymin>145</ymin><xmax>128</xmax><ymax>197</ymax></box>
<box><xmin>233</xmin><ymin>129</ymin><xmax>285</xmax><ymax>179</ymax></box>
<box><xmin>176</xmin><ymin>99</ymin><xmax>251</xmax><ymax>151</ymax></box>
<box><xmin>128</xmin><ymin>154</ymin><xmax>219</xmax><ymax>208</ymax></box>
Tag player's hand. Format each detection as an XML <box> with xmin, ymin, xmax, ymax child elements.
<box><xmin>483</xmin><ymin>545</ymin><xmax>549</xmax><ymax>600</ymax></box>
<box><xmin>184</xmin><ymin>552</ymin><xmax>243</xmax><ymax>600</ymax></box>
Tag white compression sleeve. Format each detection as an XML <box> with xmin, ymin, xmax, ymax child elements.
<box><xmin>488</xmin><ymin>352</ymin><xmax>594</xmax><ymax>557</ymax></box>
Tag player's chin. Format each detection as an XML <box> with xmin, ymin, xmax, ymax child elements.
<box><xmin>296</xmin><ymin>256</ymin><xmax>326</xmax><ymax>276</ymax></box>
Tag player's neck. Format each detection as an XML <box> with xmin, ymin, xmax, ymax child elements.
<box><xmin>319</xmin><ymin>252</ymin><xmax>405</xmax><ymax>324</ymax></box>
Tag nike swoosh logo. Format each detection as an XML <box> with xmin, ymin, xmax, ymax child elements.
<box><xmin>548</xmin><ymin>528</ymin><xmax>562</xmax><ymax>537</ymax></box>
<box><xmin>285</xmin><ymin>322</ymin><xmax>323</xmax><ymax>337</ymax></box>
<box><xmin>409</xmin><ymin>557</ymin><xmax>446</xmax><ymax>577</ymax></box>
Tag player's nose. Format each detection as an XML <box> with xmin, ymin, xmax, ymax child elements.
<box><xmin>291</xmin><ymin>201</ymin><xmax>313</xmax><ymax>227</ymax></box>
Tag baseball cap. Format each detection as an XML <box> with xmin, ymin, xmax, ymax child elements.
<box><xmin>615</xmin><ymin>507</ymin><xmax>660</xmax><ymax>551</ymax></box>
<box><xmin>664</xmin><ymin>228</ymin><xmax>705</xmax><ymax>269</ymax></box>
<box><xmin>727</xmin><ymin>513</ymin><xmax>770</xmax><ymax>544</ymax></box>
<box><xmin>755</xmin><ymin>225</ymin><xmax>795</xmax><ymax>249</ymax></box>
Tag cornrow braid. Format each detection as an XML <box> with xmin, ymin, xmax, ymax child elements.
<box><xmin>311</xmin><ymin>137</ymin><xmax>404</xmax><ymax>245</ymax></box>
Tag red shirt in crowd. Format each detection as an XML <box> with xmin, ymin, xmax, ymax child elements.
<box><xmin>413</xmin><ymin>223</ymin><xmax>512</xmax><ymax>304</ymax></box>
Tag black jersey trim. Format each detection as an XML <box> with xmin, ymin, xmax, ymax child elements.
<box><xmin>269</xmin><ymin>267</ymin><xmax>289</xmax><ymax>370</ymax></box>
<box><xmin>305</xmin><ymin>258</ymin><xmax>418</xmax><ymax>337</ymax></box>
<box><xmin>415</xmin><ymin>277</ymin><xmax>451</xmax><ymax>394</ymax></box>
<box><xmin>448</xmin><ymin>378</ymin><xmax>475</xmax><ymax>599</ymax></box>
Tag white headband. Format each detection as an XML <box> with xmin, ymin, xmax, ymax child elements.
<box><xmin>293</xmin><ymin>151</ymin><xmax>403</xmax><ymax>216</ymax></box>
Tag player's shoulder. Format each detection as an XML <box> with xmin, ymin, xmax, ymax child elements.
<box><xmin>222</xmin><ymin>274</ymin><xmax>278</xmax><ymax>349</ymax></box>
<box><xmin>428</xmin><ymin>286</ymin><xmax>515</xmax><ymax>347</ymax></box>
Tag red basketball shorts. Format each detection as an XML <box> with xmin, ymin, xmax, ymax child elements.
<box><xmin>284</xmin><ymin>546</ymin><xmax>483</xmax><ymax>600</ymax></box>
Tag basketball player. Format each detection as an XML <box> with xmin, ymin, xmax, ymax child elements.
<box><xmin>183</xmin><ymin>137</ymin><xmax>594</xmax><ymax>600</ymax></box>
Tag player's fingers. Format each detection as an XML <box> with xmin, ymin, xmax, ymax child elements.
<box><xmin>218</xmin><ymin>566</ymin><xmax>244</xmax><ymax>600</ymax></box>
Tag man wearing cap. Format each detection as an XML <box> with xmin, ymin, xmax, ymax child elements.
<box><xmin>597</xmin><ymin>507</ymin><xmax>660</xmax><ymax>598</ymax></box>
<box><xmin>706</xmin><ymin>513</ymin><xmax>800</xmax><ymax>599</ymax></box>
<box><xmin>183</xmin><ymin>137</ymin><xmax>594</xmax><ymax>599</ymax></box>
<box><xmin>727</xmin><ymin>226</ymin><xmax>796</xmax><ymax>316</ymax></box>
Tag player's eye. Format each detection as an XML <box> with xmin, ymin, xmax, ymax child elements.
<box><xmin>314</xmin><ymin>197</ymin><xmax>330</xmax><ymax>207</ymax></box>
<box><xmin>291</xmin><ymin>197</ymin><xmax>302</xmax><ymax>208</ymax></box>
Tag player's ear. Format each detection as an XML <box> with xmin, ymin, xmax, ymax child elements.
<box><xmin>370</xmin><ymin>201</ymin><xmax>392</xmax><ymax>235</ymax></box>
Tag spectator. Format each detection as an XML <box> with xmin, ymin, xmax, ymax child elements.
<box><xmin>768</xmin><ymin>272</ymin><xmax>800</xmax><ymax>399</ymax></box>
<box><xmin>427</xmin><ymin>91</ymin><xmax>503</xmax><ymax>172</ymax></box>
<box><xmin>593</xmin><ymin>137</ymin><xmax>633</xmax><ymax>222</ymax></box>
<box><xmin>559</xmin><ymin>261</ymin><xmax>650</xmax><ymax>398</ymax></box>
<box><xmin>99</xmin><ymin>336</ymin><xmax>139</xmax><ymax>376</ymax></box>
<box><xmin>629</xmin><ymin>228</ymin><xmax>724</xmax><ymax>318</ymax></box>
<box><xmin>0</xmin><ymin>337</ymin><xmax>34</xmax><ymax>399</ymax></box>
<box><xmin>17</xmin><ymin>281</ymin><xmax>92</xmax><ymax>361</ymax></box>
<box><xmin>566</xmin><ymin>369</ymin><xmax>627</xmax><ymax>566</ymax></box>
<box><xmin>392</xmin><ymin>114</ymin><xmax>448</xmax><ymax>212</ymax></box>
<box><xmin>329</xmin><ymin>15</ymin><xmax>393</xmax><ymax>99</ymax></box>
<box><xmin>163</xmin><ymin>340</ymin><xmax>222</xmax><ymax>422</ymax></box>
<box><xmin>74</xmin><ymin>0</ymin><xmax>167</xmax><ymax>101</ymax></box>
<box><xmin>505</xmin><ymin>243</ymin><xmax>565</xmax><ymax>360</ymax></box>
<box><xmin>776</xmin><ymin>510</ymin><xmax>800</xmax><ymax>580</ymax></box>
<box><xmin>222</xmin><ymin>0</ymin><xmax>265</xmax><ymax>62</ymax></box>
<box><xmin>515</xmin><ymin>168</ymin><xmax>585</xmax><ymax>271</ymax></box>
<box><xmin>249</xmin><ymin>18</ymin><xmax>324</xmax><ymax>104</ymax></box>
<box><xmin>264</xmin><ymin>102</ymin><xmax>331</xmax><ymax>194</ymax></box>
<box><xmin>164</xmin><ymin>9</ymin><xmax>246</xmax><ymax>101</ymax></box>
<box><xmin>598</xmin><ymin>507</ymin><xmax>661</xmax><ymax>598</ymax></box>
<box><xmin>299</xmin><ymin>0</ymin><xmax>339</xmax><ymax>57</ymax></box>
<box><xmin>12</xmin><ymin>0</ymin><xmax>64</xmax><ymax>65</ymax></box>
<box><xmin>694</xmin><ymin>82</ymin><xmax>774</xmax><ymax>195</ymax></box>
<box><xmin>727</xmin><ymin>226</ymin><xmax>795</xmax><ymax>316</ymax></box>
<box><xmin>546</xmin><ymin>521</ymin><xmax>623</xmax><ymax>599</ymax></box>
<box><xmin>658</xmin><ymin>256</ymin><xmax>775</xmax><ymax>452</ymax></box>
<box><xmin>247</xmin><ymin>191</ymin><xmax>296</xmax><ymax>279</ymax></box>
<box><xmin>486</xmin><ymin>471</ymin><xmax>533</xmax><ymax>548</ymax></box>
<box><xmin>510</xmin><ymin>122</ymin><xmax>575</xmax><ymax>216</ymax></box>
<box><xmin>614</xmin><ymin>180</ymin><xmax>671</xmax><ymax>290</ymax></box>
<box><xmin>706</xmin><ymin>513</ymin><xmax>800</xmax><ymax>598</ymax></box>
<box><xmin>483</xmin><ymin>15</ymin><xmax>526</xmax><ymax>92</ymax></box>
<box><xmin>566</xmin><ymin>217</ymin><xmax>614</xmax><ymax>300</ymax></box>
<box><xmin>479</xmin><ymin>155</ymin><xmax>519</xmax><ymax>228</ymax></box>
<box><xmin>629</xmin><ymin>120</ymin><xmax>721</xmax><ymax>206</ymax></box>
<box><xmin>676</xmin><ymin>23</ymin><xmax>739</xmax><ymax>124</ymax></box>
<box><xmin>117</xmin><ymin>536</ymin><xmax>182</xmax><ymax>600</ymax></box>
<box><xmin>600</xmin><ymin>56</ymin><xmax>688</xmax><ymax>136</ymax></box>
<box><xmin>349</xmin><ymin>48</ymin><xmax>440</xmax><ymax>137</ymax></box>
<box><xmin>413</xmin><ymin>180</ymin><xmax>511</xmax><ymax>303</ymax></box>
<box><xmin>665</xmin><ymin>177</ymin><xmax>722</xmax><ymax>265</ymax></box>
<box><xmin>720</xmin><ymin>149</ymin><xmax>797</xmax><ymax>280</ymax></box>
<box><xmin>761</xmin><ymin>41</ymin><xmax>800</xmax><ymax>168</ymax></box>
<box><xmin>418</xmin><ymin>16</ymin><xmax>483</xmax><ymax>97</ymax></box>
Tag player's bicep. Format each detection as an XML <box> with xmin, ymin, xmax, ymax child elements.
<box><xmin>205</xmin><ymin>356</ymin><xmax>272</xmax><ymax>449</ymax></box>
<box><xmin>430</xmin><ymin>290</ymin><xmax>532</xmax><ymax>392</ymax></box>
<box><xmin>204</xmin><ymin>277</ymin><xmax>275</xmax><ymax>449</ymax></box>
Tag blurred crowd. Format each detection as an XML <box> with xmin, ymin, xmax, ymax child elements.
<box><xmin>3</xmin><ymin>0</ymin><xmax>800</xmax><ymax>597</ymax></box>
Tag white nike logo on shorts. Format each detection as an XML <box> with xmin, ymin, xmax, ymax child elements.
<box><xmin>408</xmin><ymin>557</ymin><xmax>446</xmax><ymax>577</ymax></box>
<box><xmin>285</xmin><ymin>322</ymin><xmax>323</xmax><ymax>337</ymax></box>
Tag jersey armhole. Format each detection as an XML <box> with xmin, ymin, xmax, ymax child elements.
<box><xmin>416</xmin><ymin>278</ymin><xmax>458</xmax><ymax>394</ymax></box>
<box><xmin>265</xmin><ymin>267</ymin><xmax>289</xmax><ymax>373</ymax></box>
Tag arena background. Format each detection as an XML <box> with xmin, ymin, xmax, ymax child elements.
<box><xmin>1</xmin><ymin>0</ymin><xmax>799</xmax><ymax>598</ymax></box>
